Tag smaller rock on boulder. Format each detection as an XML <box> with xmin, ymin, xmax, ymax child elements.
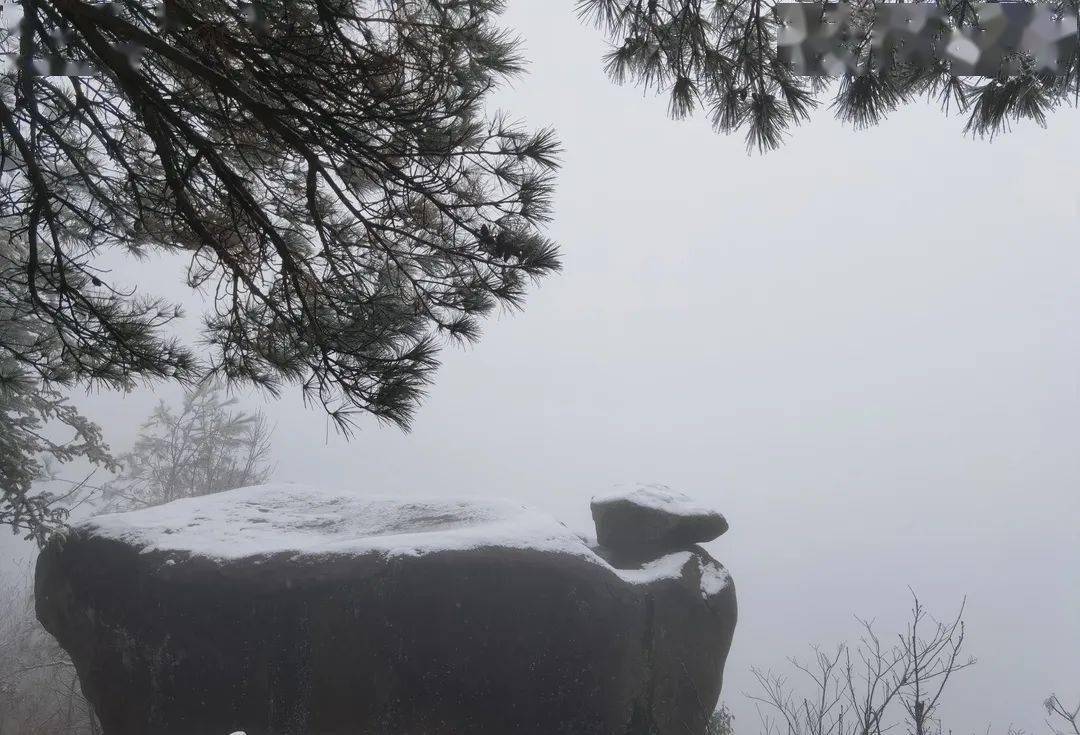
<box><xmin>592</xmin><ymin>484</ymin><xmax>728</xmax><ymax>562</ymax></box>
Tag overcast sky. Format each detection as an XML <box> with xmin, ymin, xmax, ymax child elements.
<box><xmin>6</xmin><ymin>4</ymin><xmax>1080</xmax><ymax>734</ymax></box>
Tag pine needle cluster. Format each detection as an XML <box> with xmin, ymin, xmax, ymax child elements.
<box><xmin>1</xmin><ymin>0</ymin><xmax>562</xmax><ymax>434</ymax></box>
<box><xmin>578</xmin><ymin>0</ymin><xmax>1080</xmax><ymax>150</ymax></box>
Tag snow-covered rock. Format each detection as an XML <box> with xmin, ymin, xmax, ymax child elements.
<box><xmin>591</xmin><ymin>483</ymin><xmax>729</xmax><ymax>562</ymax></box>
<box><xmin>36</xmin><ymin>484</ymin><xmax>736</xmax><ymax>735</ymax></box>
<box><xmin>80</xmin><ymin>483</ymin><xmax>598</xmax><ymax>563</ymax></box>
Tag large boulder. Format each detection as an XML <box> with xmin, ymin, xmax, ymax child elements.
<box><xmin>592</xmin><ymin>484</ymin><xmax>729</xmax><ymax>563</ymax></box>
<box><xmin>36</xmin><ymin>484</ymin><xmax>736</xmax><ymax>735</ymax></box>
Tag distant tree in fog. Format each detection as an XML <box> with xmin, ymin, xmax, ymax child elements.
<box><xmin>102</xmin><ymin>382</ymin><xmax>273</xmax><ymax>510</ymax></box>
<box><xmin>750</xmin><ymin>594</ymin><xmax>974</xmax><ymax>735</ymax></box>
<box><xmin>0</xmin><ymin>568</ymin><xmax>99</xmax><ymax>735</ymax></box>
<box><xmin>708</xmin><ymin>703</ymin><xmax>736</xmax><ymax>735</ymax></box>
<box><xmin>694</xmin><ymin>595</ymin><xmax>1072</xmax><ymax>735</ymax></box>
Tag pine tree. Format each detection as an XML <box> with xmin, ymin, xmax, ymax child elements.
<box><xmin>706</xmin><ymin>704</ymin><xmax>735</xmax><ymax>735</ymax></box>
<box><xmin>0</xmin><ymin>370</ymin><xmax>116</xmax><ymax>545</ymax></box>
<box><xmin>1</xmin><ymin>0</ymin><xmax>560</xmax><ymax>538</ymax></box>
<box><xmin>577</xmin><ymin>0</ymin><xmax>1080</xmax><ymax>151</ymax></box>
<box><xmin>1</xmin><ymin>0</ymin><xmax>561</xmax><ymax>430</ymax></box>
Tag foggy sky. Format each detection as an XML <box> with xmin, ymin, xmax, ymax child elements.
<box><xmin>6</xmin><ymin>4</ymin><xmax>1080</xmax><ymax>734</ymax></box>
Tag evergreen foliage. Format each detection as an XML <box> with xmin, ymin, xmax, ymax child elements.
<box><xmin>1</xmin><ymin>0</ymin><xmax>561</xmax><ymax>432</ymax></box>
<box><xmin>707</xmin><ymin>704</ymin><xmax>735</xmax><ymax>735</ymax></box>
<box><xmin>577</xmin><ymin>0</ymin><xmax>1080</xmax><ymax>151</ymax></box>
<box><xmin>0</xmin><ymin>372</ymin><xmax>116</xmax><ymax>545</ymax></box>
<box><xmin>1</xmin><ymin>0</ymin><xmax>560</xmax><ymax>538</ymax></box>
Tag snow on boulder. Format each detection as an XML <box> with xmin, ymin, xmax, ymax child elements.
<box><xmin>591</xmin><ymin>483</ymin><xmax>729</xmax><ymax>563</ymax></box>
<box><xmin>74</xmin><ymin>483</ymin><xmax>595</xmax><ymax>562</ymax></box>
<box><xmin>36</xmin><ymin>484</ymin><xmax>737</xmax><ymax>735</ymax></box>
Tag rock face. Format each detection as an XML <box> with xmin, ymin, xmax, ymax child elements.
<box><xmin>36</xmin><ymin>484</ymin><xmax>736</xmax><ymax>735</ymax></box>
<box><xmin>592</xmin><ymin>484</ymin><xmax>729</xmax><ymax>563</ymax></box>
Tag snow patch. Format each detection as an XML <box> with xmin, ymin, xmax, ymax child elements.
<box><xmin>697</xmin><ymin>557</ymin><xmax>731</xmax><ymax>599</ymax></box>
<box><xmin>613</xmin><ymin>551</ymin><xmax>731</xmax><ymax>599</ymax></box>
<box><xmin>82</xmin><ymin>484</ymin><xmax>597</xmax><ymax>564</ymax></box>
<box><xmin>613</xmin><ymin>551</ymin><xmax>694</xmax><ymax>585</ymax></box>
<box><xmin>592</xmin><ymin>483</ymin><xmax>720</xmax><ymax>518</ymax></box>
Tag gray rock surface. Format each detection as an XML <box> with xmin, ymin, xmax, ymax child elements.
<box><xmin>36</xmin><ymin>484</ymin><xmax>736</xmax><ymax>735</ymax></box>
<box><xmin>591</xmin><ymin>484</ymin><xmax>729</xmax><ymax>563</ymax></box>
